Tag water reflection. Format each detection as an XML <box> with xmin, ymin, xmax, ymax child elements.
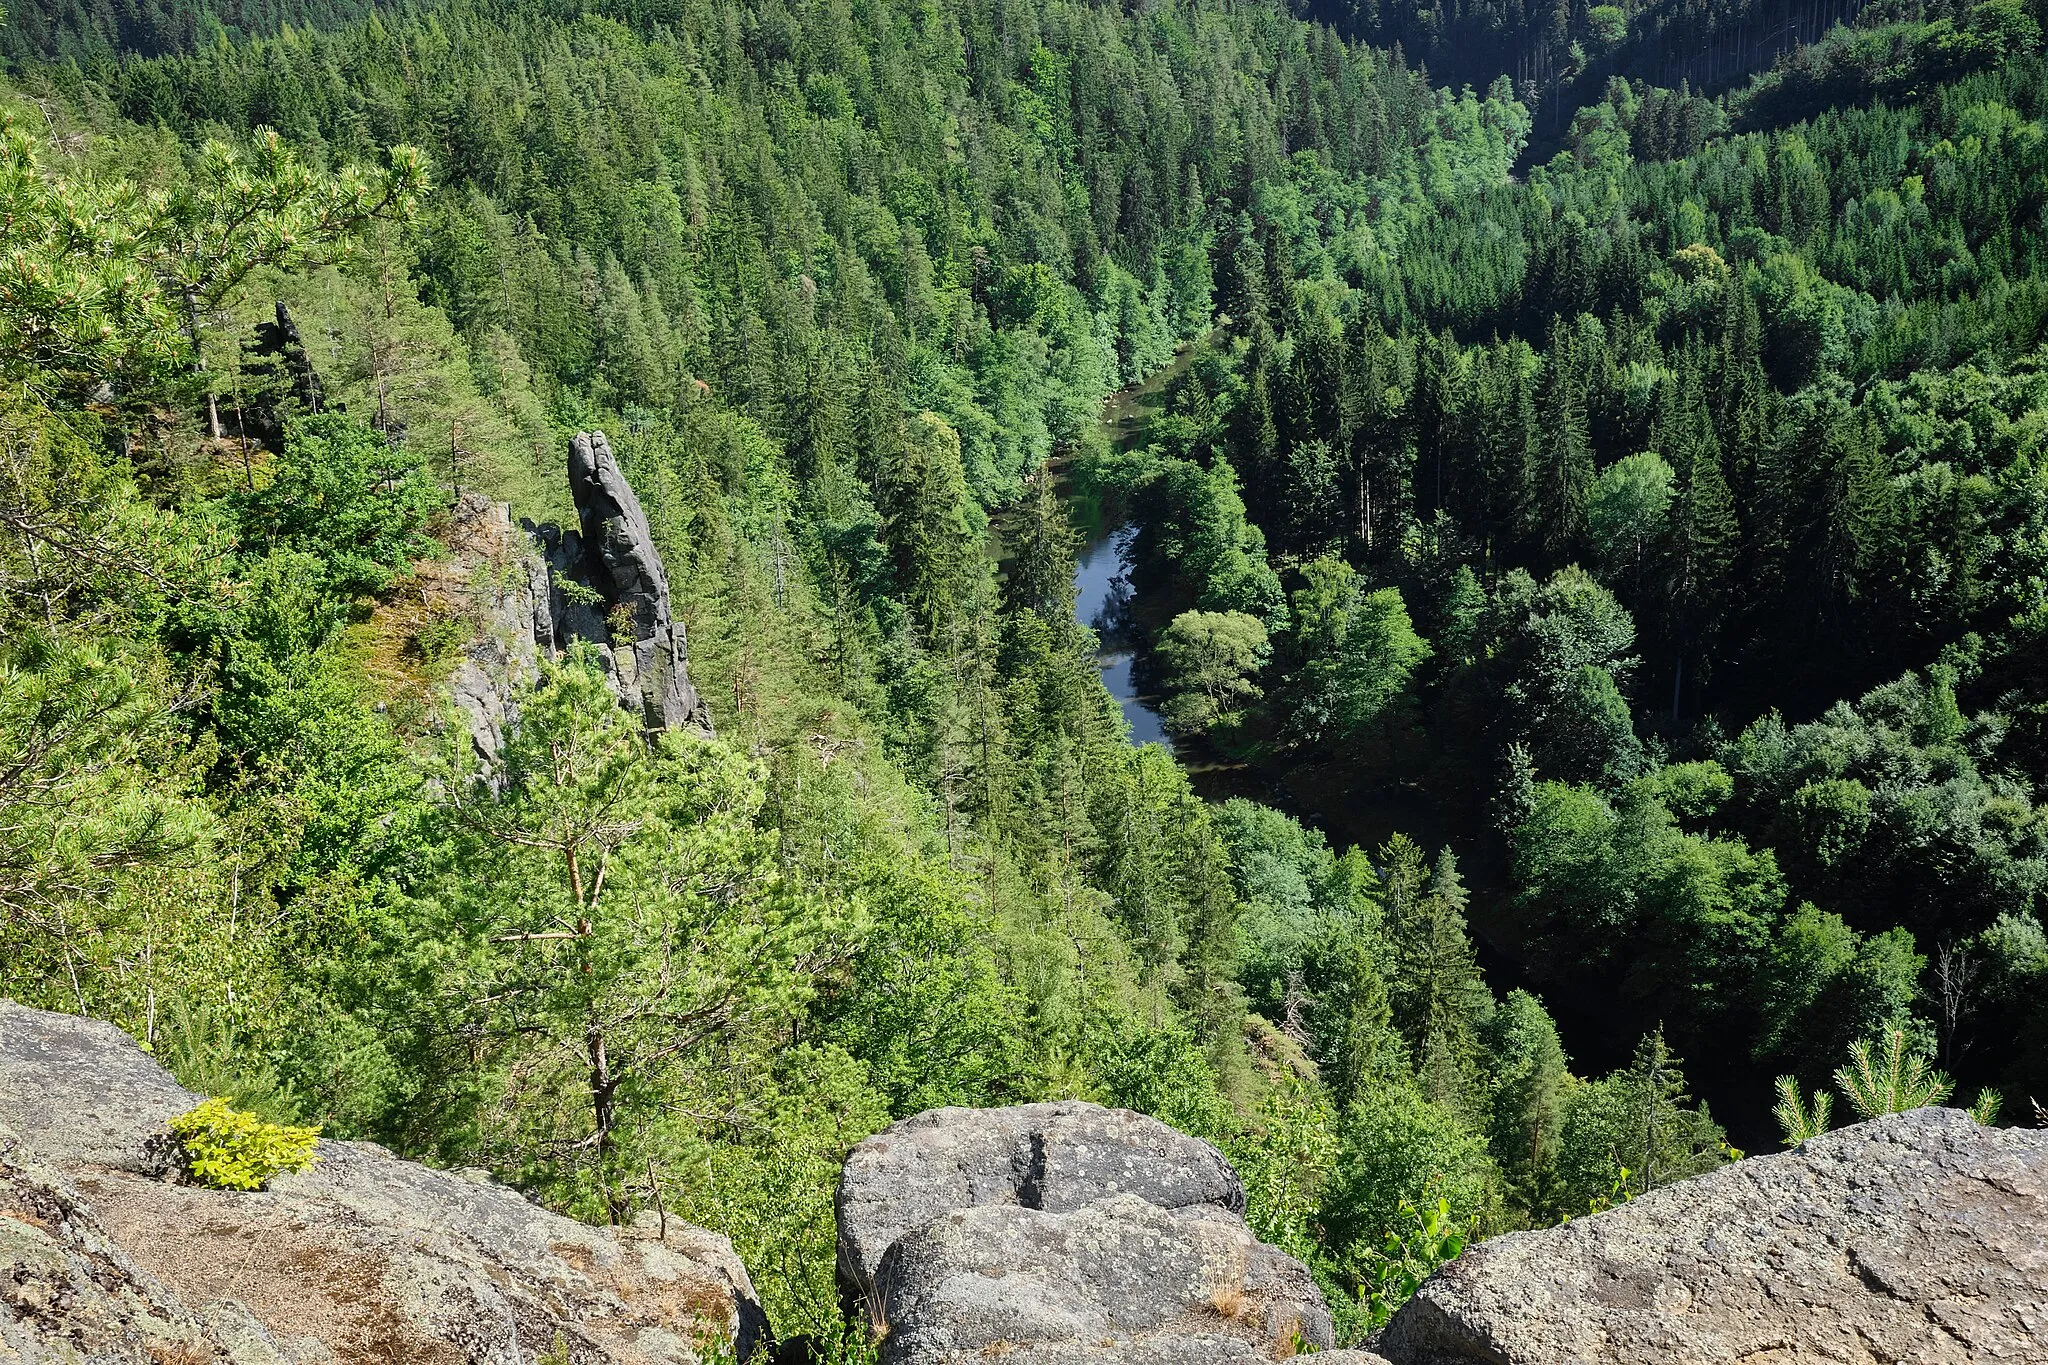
<box><xmin>1074</xmin><ymin>525</ymin><xmax>1171</xmax><ymax>748</ymax></box>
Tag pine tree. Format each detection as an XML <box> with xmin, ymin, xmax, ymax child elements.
<box><xmin>1003</xmin><ymin>463</ymin><xmax>1081</xmax><ymax>625</ymax></box>
<box><xmin>1345</xmin><ymin>319</ymin><xmax>1412</xmax><ymax>554</ymax></box>
<box><xmin>1327</xmin><ymin>942</ymin><xmax>1407</xmax><ymax>1107</ymax></box>
<box><xmin>1474</xmin><ymin>343</ymin><xmax>1536</xmax><ymax>562</ymax></box>
<box><xmin>881</xmin><ymin>411</ymin><xmax>984</xmax><ymax>645</ymax></box>
<box><xmin>1834</xmin><ymin>1028</ymin><xmax>1953</xmax><ymax>1120</ymax></box>
<box><xmin>1411</xmin><ymin>330</ymin><xmax>1462</xmax><ymax>522</ymax></box>
<box><xmin>1232</xmin><ymin>326</ymin><xmax>1284</xmax><ymax>529</ymax></box>
<box><xmin>1772</xmin><ymin>1075</ymin><xmax>1833</xmax><ymax>1145</ymax></box>
<box><xmin>1377</xmin><ymin>834</ymin><xmax>1430</xmax><ymax>945</ymax></box>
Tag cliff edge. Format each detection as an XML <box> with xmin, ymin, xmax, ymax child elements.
<box><xmin>7</xmin><ymin>1001</ymin><xmax>2042</xmax><ymax>1365</ymax></box>
<box><xmin>0</xmin><ymin>1000</ymin><xmax>764</xmax><ymax>1364</ymax></box>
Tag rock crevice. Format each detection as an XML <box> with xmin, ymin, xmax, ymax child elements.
<box><xmin>834</xmin><ymin>1100</ymin><xmax>1386</xmax><ymax>1365</ymax></box>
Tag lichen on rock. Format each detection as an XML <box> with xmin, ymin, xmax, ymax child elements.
<box><xmin>1373</xmin><ymin>1106</ymin><xmax>2048</xmax><ymax>1364</ymax></box>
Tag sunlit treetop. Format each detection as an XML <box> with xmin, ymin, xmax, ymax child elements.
<box><xmin>0</xmin><ymin>120</ymin><xmax>428</xmax><ymax>401</ymax></box>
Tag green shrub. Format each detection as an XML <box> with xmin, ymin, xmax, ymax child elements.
<box><xmin>1353</xmin><ymin>1196</ymin><xmax>1475</xmax><ymax>1333</ymax></box>
<box><xmin>168</xmin><ymin>1097</ymin><xmax>321</xmax><ymax>1190</ymax></box>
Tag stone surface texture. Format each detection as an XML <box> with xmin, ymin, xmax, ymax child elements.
<box><xmin>0</xmin><ymin>1000</ymin><xmax>764</xmax><ymax>1365</ymax></box>
<box><xmin>445</xmin><ymin>492</ymin><xmax>552</xmax><ymax>766</ymax></box>
<box><xmin>835</xmin><ymin>1101</ymin><xmax>1365</xmax><ymax>1365</ymax></box>
<box><xmin>1</xmin><ymin>1122</ymin><xmax>289</xmax><ymax>1364</ymax></box>
<box><xmin>1374</xmin><ymin>1105</ymin><xmax>2048</xmax><ymax>1364</ymax></box>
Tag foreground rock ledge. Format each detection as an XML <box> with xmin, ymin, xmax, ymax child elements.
<box><xmin>0</xmin><ymin>1001</ymin><xmax>764</xmax><ymax>1364</ymax></box>
<box><xmin>835</xmin><ymin>1100</ymin><xmax>1390</xmax><ymax>1365</ymax></box>
<box><xmin>1375</xmin><ymin>1105</ymin><xmax>2048</xmax><ymax>1364</ymax></box>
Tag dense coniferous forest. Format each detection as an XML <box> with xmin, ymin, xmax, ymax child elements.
<box><xmin>0</xmin><ymin>0</ymin><xmax>2041</xmax><ymax>1352</ymax></box>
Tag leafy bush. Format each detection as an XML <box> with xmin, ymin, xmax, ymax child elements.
<box><xmin>168</xmin><ymin>1097</ymin><xmax>321</xmax><ymax>1190</ymax></box>
<box><xmin>1352</xmin><ymin>1196</ymin><xmax>1474</xmax><ymax>1333</ymax></box>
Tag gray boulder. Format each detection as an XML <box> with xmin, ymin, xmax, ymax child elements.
<box><xmin>0</xmin><ymin>1001</ymin><xmax>765</xmax><ymax>1364</ymax></box>
<box><xmin>836</xmin><ymin>1101</ymin><xmax>1359</xmax><ymax>1365</ymax></box>
<box><xmin>1375</xmin><ymin>1106</ymin><xmax>2048</xmax><ymax>1364</ymax></box>
<box><xmin>2</xmin><ymin>1121</ymin><xmax>288</xmax><ymax>1363</ymax></box>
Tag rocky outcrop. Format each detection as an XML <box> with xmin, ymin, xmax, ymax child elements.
<box><xmin>562</xmin><ymin>431</ymin><xmax>705</xmax><ymax>734</ymax></box>
<box><xmin>446</xmin><ymin>493</ymin><xmax>555</xmax><ymax>765</ymax></box>
<box><xmin>1374</xmin><ymin>1106</ymin><xmax>2048</xmax><ymax>1364</ymax></box>
<box><xmin>834</xmin><ymin>1101</ymin><xmax>1381</xmax><ymax>1365</ymax></box>
<box><xmin>448</xmin><ymin>430</ymin><xmax>708</xmax><ymax>763</ymax></box>
<box><xmin>0</xmin><ymin>1001</ymin><xmax>764</xmax><ymax>1364</ymax></box>
<box><xmin>22</xmin><ymin>1008</ymin><xmax>2034</xmax><ymax>1365</ymax></box>
<box><xmin>237</xmin><ymin>301</ymin><xmax>325</xmax><ymax>451</ymax></box>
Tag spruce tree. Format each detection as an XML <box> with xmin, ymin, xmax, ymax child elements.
<box><xmin>1620</xmin><ymin>1025</ymin><xmax>1725</xmax><ymax>1196</ymax></box>
<box><xmin>1659</xmin><ymin>365</ymin><xmax>1738</xmax><ymax>721</ymax></box>
<box><xmin>1531</xmin><ymin>329</ymin><xmax>1593</xmax><ymax>566</ymax></box>
<box><xmin>1392</xmin><ymin>849</ymin><xmax>1491</xmax><ymax>1116</ymax></box>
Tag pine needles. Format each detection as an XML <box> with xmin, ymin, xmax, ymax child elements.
<box><xmin>1773</xmin><ymin>1026</ymin><xmax>1973</xmax><ymax>1146</ymax></box>
<box><xmin>1771</xmin><ymin>1076</ymin><xmax>1832</xmax><ymax>1145</ymax></box>
<box><xmin>1834</xmin><ymin>1028</ymin><xmax>1954</xmax><ymax>1121</ymax></box>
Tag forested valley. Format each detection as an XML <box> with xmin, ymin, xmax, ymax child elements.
<box><xmin>0</xmin><ymin>0</ymin><xmax>2042</xmax><ymax>1351</ymax></box>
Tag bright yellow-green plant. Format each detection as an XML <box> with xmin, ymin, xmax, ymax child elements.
<box><xmin>167</xmin><ymin>1097</ymin><xmax>321</xmax><ymax>1190</ymax></box>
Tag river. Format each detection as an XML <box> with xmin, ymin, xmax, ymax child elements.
<box><xmin>1075</xmin><ymin>339</ymin><xmax>1212</xmax><ymax>748</ymax></box>
<box><xmin>1074</xmin><ymin>524</ymin><xmax>1171</xmax><ymax>747</ymax></box>
<box><xmin>1068</xmin><ymin>339</ymin><xmax>1653</xmax><ymax>1115</ymax></box>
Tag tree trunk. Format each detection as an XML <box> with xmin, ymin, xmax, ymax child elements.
<box><xmin>587</xmin><ymin>1024</ymin><xmax>619</xmax><ymax>1220</ymax></box>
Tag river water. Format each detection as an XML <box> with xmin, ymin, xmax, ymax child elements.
<box><xmin>1075</xmin><ymin>336</ymin><xmax>1214</xmax><ymax>750</ymax></box>
<box><xmin>1073</xmin><ymin>524</ymin><xmax>1171</xmax><ymax>747</ymax></box>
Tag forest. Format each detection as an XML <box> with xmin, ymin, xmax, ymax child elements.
<box><xmin>0</xmin><ymin>0</ymin><xmax>2040</xmax><ymax>1354</ymax></box>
